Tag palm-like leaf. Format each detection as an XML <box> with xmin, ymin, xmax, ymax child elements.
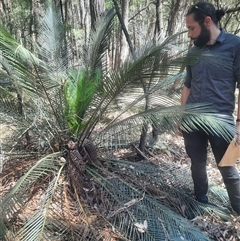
<box><xmin>16</xmin><ymin>166</ymin><xmax>64</xmax><ymax>241</ymax></box>
<box><xmin>105</xmin><ymin>159</ymin><xmax>231</xmax><ymax>219</ymax></box>
<box><xmin>0</xmin><ymin>25</ymin><xmax>41</xmax><ymax>95</ymax></box>
<box><xmin>0</xmin><ymin>152</ymin><xmax>63</xmax><ymax>240</ymax></box>
<box><xmin>37</xmin><ymin>6</ymin><xmax>68</xmax><ymax>75</ymax></box>
<box><xmin>78</xmin><ymin>36</ymin><xmax>187</xmax><ymax>142</ymax></box>
<box><xmin>80</xmin><ymin>31</ymin><xmax>234</xmax><ymax>147</ymax></box>
<box><xmin>83</xmin><ymin>7</ymin><xmax>116</xmax><ymax>74</ymax></box>
<box><xmin>0</xmin><ymin>5</ymin><xmax>73</xmax><ymax>147</ymax></box>
<box><xmin>64</xmin><ymin>67</ymin><xmax>103</xmax><ymax>136</ymax></box>
<box><xmin>95</xmin><ymin>103</ymin><xmax>234</xmax><ymax>150</ymax></box>
<box><xmin>87</xmin><ymin>166</ymin><xmax>211</xmax><ymax>241</ymax></box>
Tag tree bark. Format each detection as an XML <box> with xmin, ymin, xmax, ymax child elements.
<box><xmin>119</xmin><ymin>0</ymin><xmax>129</xmax><ymax>67</ymax></box>
<box><xmin>0</xmin><ymin>0</ymin><xmax>7</xmax><ymax>26</ymax></box>
<box><xmin>166</xmin><ymin>0</ymin><xmax>181</xmax><ymax>37</ymax></box>
<box><xmin>154</xmin><ymin>0</ymin><xmax>160</xmax><ymax>36</ymax></box>
<box><xmin>89</xmin><ymin>0</ymin><xmax>104</xmax><ymax>31</ymax></box>
<box><xmin>113</xmin><ymin>0</ymin><xmax>135</xmax><ymax>60</ymax></box>
<box><xmin>78</xmin><ymin>0</ymin><xmax>85</xmax><ymax>27</ymax></box>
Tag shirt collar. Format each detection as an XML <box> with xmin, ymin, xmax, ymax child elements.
<box><xmin>216</xmin><ymin>29</ymin><xmax>226</xmax><ymax>44</ymax></box>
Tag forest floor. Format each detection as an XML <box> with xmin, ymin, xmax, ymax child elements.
<box><xmin>144</xmin><ymin>132</ymin><xmax>240</xmax><ymax>241</ymax></box>
<box><xmin>1</xmin><ymin>124</ymin><xmax>240</xmax><ymax>241</ymax></box>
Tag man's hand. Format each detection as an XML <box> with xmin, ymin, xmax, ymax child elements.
<box><xmin>236</xmin><ymin>121</ymin><xmax>240</xmax><ymax>145</ymax></box>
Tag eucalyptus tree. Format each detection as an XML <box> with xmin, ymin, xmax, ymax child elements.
<box><xmin>0</xmin><ymin>3</ymin><xmax>236</xmax><ymax>241</ymax></box>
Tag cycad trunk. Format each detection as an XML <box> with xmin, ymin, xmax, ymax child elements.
<box><xmin>67</xmin><ymin>140</ymin><xmax>86</xmax><ymax>196</ymax></box>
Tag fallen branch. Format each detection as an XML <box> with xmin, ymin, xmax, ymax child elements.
<box><xmin>131</xmin><ymin>143</ymin><xmax>150</xmax><ymax>161</ymax></box>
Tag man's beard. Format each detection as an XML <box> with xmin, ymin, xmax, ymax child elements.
<box><xmin>193</xmin><ymin>25</ymin><xmax>211</xmax><ymax>47</ymax></box>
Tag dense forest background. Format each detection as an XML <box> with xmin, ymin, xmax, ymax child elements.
<box><xmin>1</xmin><ymin>0</ymin><xmax>240</xmax><ymax>70</ymax></box>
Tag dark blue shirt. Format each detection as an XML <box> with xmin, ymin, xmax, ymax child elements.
<box><xmin>184</xmin><ymin>29</ymin><xmax>240</xmax><ymax>116</ymax></box>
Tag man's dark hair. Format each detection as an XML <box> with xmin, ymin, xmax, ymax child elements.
<box><xmin>186</xmin><ymin>2</ymin><xmax>225</xmax><ymax>26</ymax></box>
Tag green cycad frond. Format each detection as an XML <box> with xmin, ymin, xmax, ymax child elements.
<box><xmin>84</xmin><ymin>8</ymin><xmax>116</xmax><ymax>73</ymax></box>
<box><xmin>64</xmin><ymin>67</ymin><xmax>102</xmax><ymax>136</ymax></box>
<box><xmin>105</xmin><ymin>72</ymin><xmax>185</xmax><ymax>125</ymax></box>
<box><xmin>16</xmin><ymin>166</ymin><xmax>64</xmax><ymax>241</ymax></box>
<box><xmin>37</xmin><ymin>5</ymin><xmax>68</xmax><ymax>75</ymax></box>
<box><xmin>96</xmin><ymin>104</ymin><xmax>234</xmax><ymax>149</ymax></box>
<box><xmin>0</xmin><ymin>25</ymin><xmax>39</xmax><ymax>65</ymax></box>
<box><xmin>80</xmin><ymin>34</ymin><xmax>186</xmax><ymax>140</ymax></box>
<box><xmin>29</xmin><ymin>6</ymin><xmax>69</xmax><ymax>129</ymax></box>
<box><xmin>0</xmin><ymin>26</ymin><xmax>40</xmax><ymax>96</ymax></box>
<box><xmin>1</xmin><ymin>5</ymin><xmax>74</xmax><ymax>137</ymax></box>
<box><xmin>1</xmin><ymin>153</ymin><xmax>62</xmax><ymax>221</ymax></box>
<box><xmin>1</xmin><ymin>153</ymin><xmax>64</xmax><ymax>241</ymax></box>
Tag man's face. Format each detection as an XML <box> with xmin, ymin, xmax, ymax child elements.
<box><xmin>186</xmin><ymin>13</ymin><xmax>211</xmax><ymax>47</ymax></box>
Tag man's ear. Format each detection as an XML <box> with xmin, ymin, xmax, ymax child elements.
<box><xmin>204</xmin><ymin>16</ymin><xmax>212</xmax><ymax>27</ymax></box>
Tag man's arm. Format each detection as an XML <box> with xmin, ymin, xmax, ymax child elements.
<box><xmin>177</xmin><ymin>86</ymin><xmax>190</xmax><ymax>134</ymax></box>
<box><xmin>181</xmin><ymin>86</ymin><xmax>190</xmax><ymax>105</ymax></box>
<box><xmin>236</xmin><ymin>89</ymin><xmax>240</xmax><ymax>144</ymax></box>
<box><xmin>237</xmin><ymin>88</ymin><xmax>240</xmax><ymax>120</ymax></box>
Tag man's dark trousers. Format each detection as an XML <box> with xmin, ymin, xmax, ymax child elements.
<box><xmin>183</xmin><ymin>128</ymin><xmax>240</xmax><ymax>215</ymax></box>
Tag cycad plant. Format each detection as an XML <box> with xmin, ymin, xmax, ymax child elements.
<box><xmin>0</xmin><ymin>4</ymin><xmax>235</xmax><ymax>241</ymax></box>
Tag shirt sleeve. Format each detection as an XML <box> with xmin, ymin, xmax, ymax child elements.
<box><xmin>184</xmin><ymin>65</ymin><xmax>192</xmax><ymax>88</ymax></box>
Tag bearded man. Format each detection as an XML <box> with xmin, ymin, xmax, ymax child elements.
<box><xmin>181</xmin><ymin>2</ymin><xmax>240</xmax><ymax>216</ymax></box>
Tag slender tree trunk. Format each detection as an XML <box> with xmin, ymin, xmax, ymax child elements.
<box><xmin>113</xmin><ymin>0</ymin><xmax>135</xmax><ymax>60</ymax></box>
<box><xmin>166</xmin><ymin>0</ymin><xmax>181</xmax><ymax>37</ymax></box>
<box><xmin>29</xmin><ymin>0</ymin><xmax>34</xmax><ymax>51</ymax></box>
<box><xmin>119</xmin><ymin>0</ymin><xmax>129</xmax><ymax>67</ymax></box>
<box><xmin>167</xmin><ymin>0</ymin><xmax>189</xmax><ymax>92</ymax></box>
<box><xmin>89</xmin><ymin>0</ymin><xmax>104</xmax><ymax>31</ymax></box>
<box><xmin>154</xmin><ymin>0</ymin><xmax>160</xmax><ymax>36</ymax></box>
<box><xmin>83</xmin><ymin>1</ymin><xmax>90</xmax><ymax>47</ymax></box>
<box><xmin>0</xmin><ymin>0</ymin><xmax>6</xmax><ymax>26</ymax></box>
<box><xmin>4</xmin><ymin>0</ymin><xmax>13</xmax><ymax>34</ymax></box>
<box><xmin>55</xmin><ymin>0</ymin><xmax>69</xmax><ymax>68</ymax></box>
<box><xmin>79</xmin><ymin>0</ymin><xmax>85</xmax><ymax>28</ymax></box>
<box><xmin>140</xmin><ymin>0</ymin><xmax>163</xmax><ymax>147</ymax></box>
<box><xmin>114</xmin><ymin>28</ymin><xmax>121</xmax><ymax>69</ymax></box>
<box><xmin>139</xmin><ymin>123</ymin><xmax>148</xmax><ymax>153</ymax></box>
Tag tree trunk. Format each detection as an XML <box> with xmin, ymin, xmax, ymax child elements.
<box><xmin>113</xmin><ymin>0</ymin><xmax>135</xmax><ymax>61</ymax></box>
<box><xmin>119</xmin><ymin>0</ymin><xmax>129</xmax><ymax>67</ymax></box>
<box><xmin>0</xmin><ymin>0</ymin><xmax>6</xmax><ymax>26</ymax></box>
<box><xmin>78</xmin><ymin>0</ymin><xmax>85</xmax><ymax>28</ymax></box>
<box><xmin>89</xmin><ymin>0</ymin><xmax>104</xmax><ymax>31</ymax></box>
<box><xmin>166</xmin><ymin>0</ymin><xmax>181</xmax><ymax>37</ymax></box>
<box><xmin>154</xmin><ymin>0</ymin><xmax>161</xmax><ymax>36</ymax></box>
